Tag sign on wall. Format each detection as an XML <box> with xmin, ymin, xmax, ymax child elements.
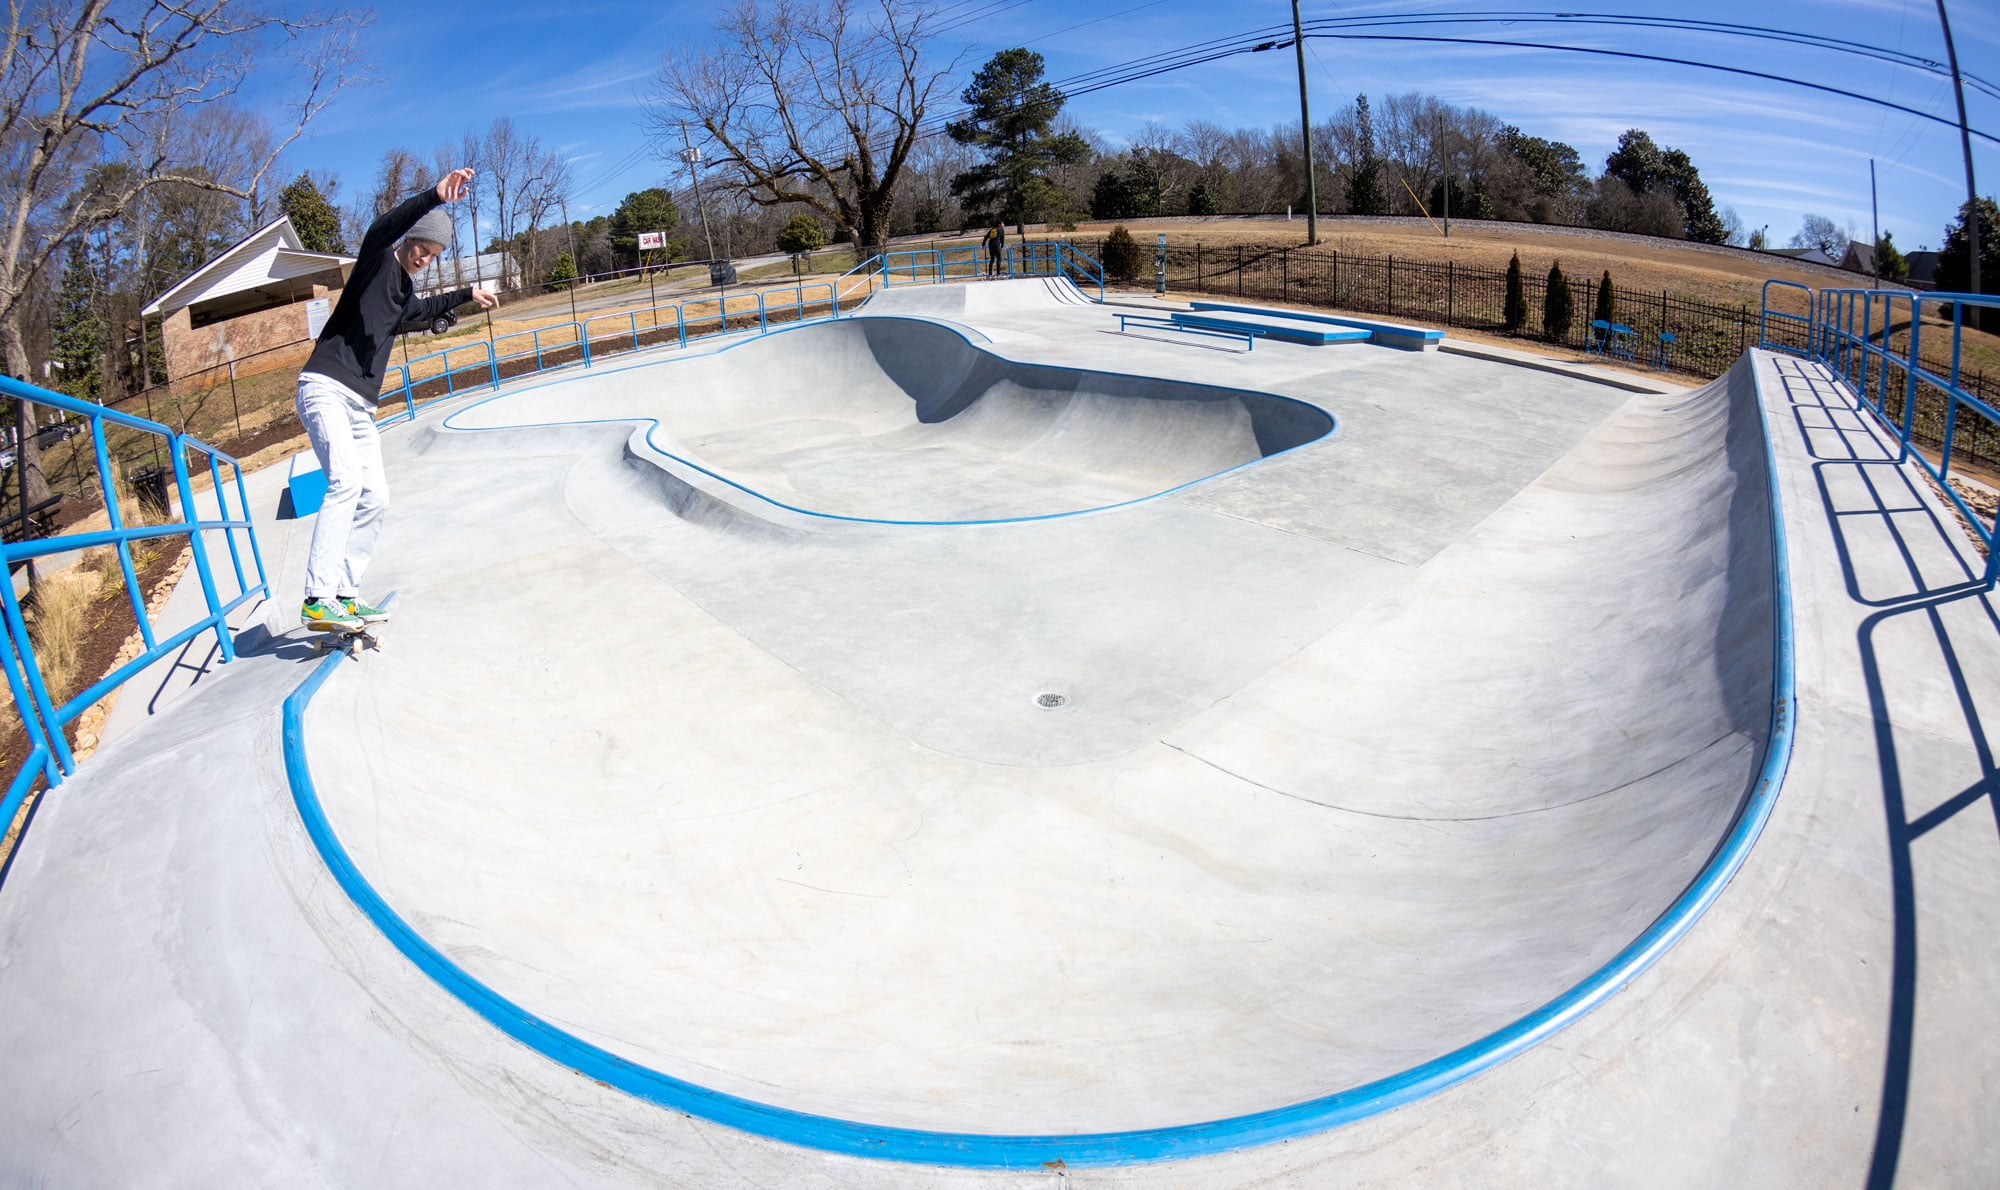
<box><xmin>305</xmin><ymin>297</ymin><xmax>331</xmax><ymax>339</ymax></box>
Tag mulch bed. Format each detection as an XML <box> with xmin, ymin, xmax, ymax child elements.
<box><xmin>0</xmin><ymin>541</ymin><xmax>191</xmax><ymax>867</ymax></box>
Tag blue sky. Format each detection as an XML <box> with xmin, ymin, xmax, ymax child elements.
<box><xmin>289</xmin><ymin>0</ymin><xmax>1998</xmax><ymax>253</ymax></box>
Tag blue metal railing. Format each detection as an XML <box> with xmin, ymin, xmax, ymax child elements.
<box><xmin>0</xmin><ymin>375</ymin><xmax>268</xmax><ymax>832</ymax></box>
<box><xmin>1761</xmin><ymin>282</ymin><xmax>2000</xmax><ymax>586</ymax></box>
<box><xmin>378</xmin><ymin>281</ymin><xmax>845</xmax><ymax>425</ymax></box>
<box><xmin>870</xmin><ymin>240</ymin><xmax>1106</xmax><ymax>303</ymax></box>
<box><xmin>378</xmin><ymin>244</ymin><xmax>1110</xmax><ymax>425</ymax></box>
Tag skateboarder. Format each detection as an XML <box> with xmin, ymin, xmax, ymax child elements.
<box><xmin>295</xmin><ymin>167</ymin><xmax>497</xmax><ymax>633</ymax></box>
<box><xmin>983</xmin><ymin>222</ymin><xmax>1004</xmax><ymax>277</ymax></box>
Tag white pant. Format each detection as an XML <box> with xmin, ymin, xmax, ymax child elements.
<box><xmin>296</xmin><ymin>371</ymin><xmax>389</xmax><ymax>601</ymax></box>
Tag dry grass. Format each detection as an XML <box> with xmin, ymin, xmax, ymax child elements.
<box><xmin>21</xmin><ymin>564</ymin><xmax>103</xmax><ymax>703</ymax></box>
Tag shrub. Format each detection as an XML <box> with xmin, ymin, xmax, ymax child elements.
<box><xmin>1186</xmin><ymin>178</ymin><xmax>1218</xmax><ymax>217</ymax></box>
<box><xmin>1593</xmin><ymin>270</ymin><xmax>1616</xmax><ymax>327</ymax></box>
<box><xmin>546</xmin><ymin>252</ymin><xmax>577</xmax><ymax>291</ymax></box>
<box><xmin>1101</xmin><ymin>225</ymin><xmax>1142</xmax><ymax>281</ymax></box>
<box><xmin>1544</xmin><ymin>260</ymin><xmax>1574</xmax><ymax>341</ymax></box>
<box><xmin>777</xmin><ymin>214</ymin><xmax>829</xmax><ymax>257</ymax></box>
<box><xmin>1503</xmin><ymin>252</ymin><xmax>1527</xmax><ymax>331</ymax></box>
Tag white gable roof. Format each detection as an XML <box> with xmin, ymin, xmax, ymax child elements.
<box><xmin>141</xmin><ymin>216</ymin><xmax>355</xmax><ymax>317</ymax></box>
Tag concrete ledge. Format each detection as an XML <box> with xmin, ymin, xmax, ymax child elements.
<box><xmin>1172</xmin><ymin>310</ymin><xmax>1371</xmax><ymax>346</ymax></box>
<box><xmin>1188</xmin><ymin>301</ymin><xmax>1445</xmax><ymax>350</ymax></box>
<box><xmin>1440</xmin><ymin>338</ymin><xmax>1689</xmax><ymax>394</ymax></box>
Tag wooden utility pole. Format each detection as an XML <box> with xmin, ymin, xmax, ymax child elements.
<box><xmin>1292</xmin><ymin>0</ymin><xmax>1318</xmax><ymax>245</ymax></box>
<box><xmin>1944</xmin><ymin>1</ymin><xmax>1976</xmax><ymax>298</ymax></box>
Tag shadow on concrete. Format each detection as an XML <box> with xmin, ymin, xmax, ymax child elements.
<box><xmin>1773</xmin><ymin>357</ymin><xmax>2000</xmax><ymax>1190</ymax></box>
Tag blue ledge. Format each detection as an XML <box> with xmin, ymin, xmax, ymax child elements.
<box><xmin>1187</xmin><ymin>302</ymin><xmax>1445</xmax><ymax>350</ymax></box>
<box><xmin>1172</xmin><ymin>311</ymin><xmax>1371</xmax><ymax>346</ymax></box>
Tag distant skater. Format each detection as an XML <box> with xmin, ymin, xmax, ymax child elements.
<box><xmin>983</xmin><ymin>222</ymin><xmax>1005</xmax><ymax>277</ymax></box>
<box><xmin>295</xmin><ymin>167</ymin><xmax>498</xmax><ymax>632</ymax></box>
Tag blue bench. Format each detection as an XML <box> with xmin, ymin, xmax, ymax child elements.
<box><xmin>1186</xmin><ymin>302</ymin><xmax>1444</xmax><ymax>350</ymax></box>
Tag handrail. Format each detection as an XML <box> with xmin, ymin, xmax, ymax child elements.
<box><xmin>0</xmin><ymin>373</ymin><xmax>268</xmax><ymax>837</ymax></box>
<box><xmin>379</xmin><ymin>279</ymin><xmax>845</xmax><ymax>420</ymax></box>
<box><xmin>1761</xmin><ymin>282</ymin><xmax>2000</xmax><ymax>586</ymax></box>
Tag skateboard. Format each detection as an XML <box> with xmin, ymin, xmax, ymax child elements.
<box><xmin>307</xmin><ymin>619</ymin><xmax>386</xmax><ymax>657</ymax></box>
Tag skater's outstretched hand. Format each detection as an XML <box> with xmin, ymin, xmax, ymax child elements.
<box><xmin>436</xmin><ymin>168</ymin><xmax>475</xmax><ymax>203</ymax></box>
<box><xmin>470</xmin><ymin>288</ymin><xmax>499</xmax><ymax>309</ymax></box>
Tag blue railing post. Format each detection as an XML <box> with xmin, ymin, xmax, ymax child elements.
<box><xmin>1902</xmin><ymin>300</ymin><xmax>1922</xmax><ymax>459</ymax></box>
<box><xmin>207</xmin><ymin>454</ymin><xmax>248</xmax><ymax>596</ymax></box>
<box><xmin>232</xmin><ymin>461</ymin><xmax>269</xmax><ymax>595</ymax></box>
<box><xmin>165</xmin><ymin>437</ymin><xmax>234</xmax><ymax>665</ymax></box>
<box><xmin>0</xmin><ymin>574</ymin><xmax>71</xmax><ymax>774</ymax></box>
<box><xmin>88</xmin><ymin>416</ymin><xmax>154</xmax><ymax>650</ymax></box>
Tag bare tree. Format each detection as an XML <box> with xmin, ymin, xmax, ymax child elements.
<box><xmin>649</xmin><ymin>0</ymin><xmax>956</xmax><ymax>258</ymax></box>
<box><xmin>0</xmin><ymin>0</ymin><xmax>362</xmax><ymax>508</ymax></box>
<box><xmin>371</xmin><ymin>148</ymin><xmax>426</xmax><ymax>216</ymax></box>
<box><xmin>480</xmin><ymin>117</ymin><xmax>531</xmax><ymax>275</ymax></box>
<box><xmin>519</xmin><ymin>147</ymin><xmax>571</xmax><ymax>284</ymax></box>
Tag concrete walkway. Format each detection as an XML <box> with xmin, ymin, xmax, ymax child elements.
<box><xmin>1</xmin><ymin>282</ymin><xmax>1995</xmax><ymax>1185</ymax></box>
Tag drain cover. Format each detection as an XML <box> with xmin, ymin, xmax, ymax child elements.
<box><xmin>1036</xmin><ymin>692</ymin><xmax>1068</xmax><ymax>709</ymax></box>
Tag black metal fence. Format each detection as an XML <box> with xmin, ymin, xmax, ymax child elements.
<box><xmin>1057</xmin><ymin>237</ymin><xmax>2000</xmax><ymax>473</ymax></box>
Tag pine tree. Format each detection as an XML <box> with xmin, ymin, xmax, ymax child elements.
<box><xmin>1503</xmin><ymin>252</ymin><xmax>1527</xmax><ymax>331</ymax></box>
<box><xmin>1875</xmin><ymin>230</ymin><xmax>1908</xmax><ymax>282</ymax></box>
<box><xmin>1544</xmin><ymin>260</ymin><xmax>1574</xmax><ymax>342</ymax></box>
<box><xmin>547</xmin><ymin>252</ymin><xmax>577</xmax><ymax>291</ymax></box>
<box><xmin>1186</xmin><ymin>177</ymin><xmax>1218</xmax><ymax>217</ymax></box>
<box><xmin>1345</xmin><ymin>94</ymin><xmax>1387</xmax><ymax>216</ymax></box>
<box><xmin>1938</xmin><ymin>197</ymin><xmax>2000</xmax><ymax>331</ymax></box>
<box><xmin>51</xmin><ymin>240</ymin><xmax>104</xmax><ymax>403</ymax></box>
<box><xmin>1101</xmin><ymin>226</ymin><xmax>1142</xmax><ymax>282</ymax></box>
<box><xmin>947</xmin><ymin>49</ymin><xmax>1090</xmax><ymax>231</ymax></box>
<box><xmin>1593</xmin><ymin>270</ymin><xmax>1616</xmax><ymax>327</ymax></box>
<box><xmin>608</xmin><ymin>189</ymin><xmax>682</xmax><ymax>268</ymax></box>
<box><xmin>278</xmin><ymin>172</ymin><xmax>345</xmax><ymax>253</ymax></box>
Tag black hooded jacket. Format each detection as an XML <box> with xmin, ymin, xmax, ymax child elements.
<box><xmin>303</xmin><ymin>189</ymin><xmax>472</xmax><ymax>401</ymax></box>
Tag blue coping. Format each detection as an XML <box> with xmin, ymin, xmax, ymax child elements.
<box><xmin>440</xmin><ymin>315</ymin><xmax>1335</xmax><ymax>528</ymax></box>
<box><xmin>1171</xmin><ymin>310</ymin><xmax>1371</xmax><ymax>346</ymax></box>
<box><xmin>286</xmin><ymin>451</ymin><xmax>327</xmax><ymax>518</ymax></box>
<box><xmin>1188</xmin><ymin>302</ymin><xmax>1446</xmax><ymax>349</ymax></box>
<box><xmin>280</xmin><ymin>360</ymin><xmax>1797</xmax><ymax>1170</ymax></box>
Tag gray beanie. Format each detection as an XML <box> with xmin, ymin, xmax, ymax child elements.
<box><xmin>404</xmin><ymin>207</ymin><xmax>454</xmax><ymax>249</ymax></box>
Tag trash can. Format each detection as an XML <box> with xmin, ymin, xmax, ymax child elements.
<box><xmin>708</xmin><ymin>260</ymin><xmax>738</xmax><ymax>286</ymax></box>
<box><xmin>132</xmin><ymin>465</ymin><xmax>171</xmax><ymax>518</ymax></box>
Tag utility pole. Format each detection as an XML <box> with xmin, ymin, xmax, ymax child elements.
<box><xmin>1291</xmin><ymin>0</ymin><xmax>1318</xmax><ymax>245</ymax></box>
<box><xmin>1870</xmin><ymin>159</ymin><xmax>1881</xmax><ymax>289</ymax></box>
<box><xmin>1936</xmin><ymin>0</ymin><xmax>1979</xmax><ymax>298</ymax></box>
<box><xmin>558</xmin><ymin>194</ymin><xmax>580</xmax><ymax>324</ymax></box>
<box><xmin>1438</xmin><ymin>112</ymin><xmax>1451</xmax><ymax>239</ymax></box>
<box><xmin>468</xmin><ymin>196</ymin><xmax>494</xmax><ymax>349</ymax></box>
<box><xmin>680</xmin><ymin>123</ymin><xmax>717</xmax><ymax>263</ymax></box>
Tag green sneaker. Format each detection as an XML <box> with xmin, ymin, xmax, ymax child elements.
<box><xmin>340</xmin><ymin>595</ymin><xmax>390</xmax><ymax>624</ymax></box>
<box><xmin>302</xmin><ymin>597</ymin><xmax>362</xmax><ymax>632</ymax></box>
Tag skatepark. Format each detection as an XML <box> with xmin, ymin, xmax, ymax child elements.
<box><xmin>1</xmin><ymin>274</ymin><xmax>1997</xmax><ymax>1184</ymax></box>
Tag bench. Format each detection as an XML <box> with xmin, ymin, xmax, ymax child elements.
<box><xmin>1185</xmin><ymin>302</ymin><xmax>1445</xmax><ymax>350</ymax></box>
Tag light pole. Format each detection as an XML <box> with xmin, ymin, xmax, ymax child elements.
<box><xmin>1292</xmin><ymin>0</ymin><xmax>1318</xmax><ymax>245</ymax></box>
